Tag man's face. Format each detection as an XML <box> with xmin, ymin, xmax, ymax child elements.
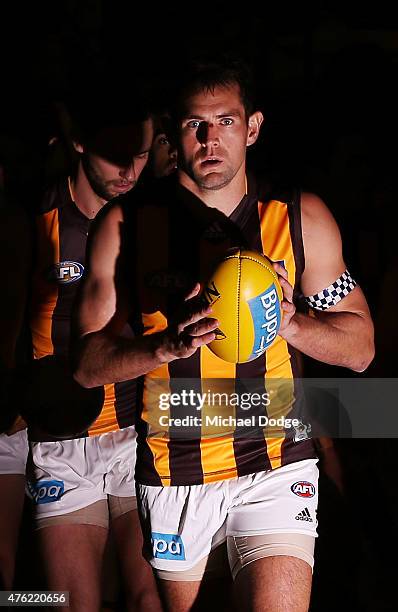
<box><xmin>150</xmin><ymin>132</ymin><xmax>177</xmax><ymax>178</ymax></box>
<box><xmin>178</xmin><ymin>83</ymin><xmax>253</xmax><ymax>191</ymax></box>
<box><xmin>80</xmin><ymin>118</ymin><xmax>153</xmax><ymax>201</ymax></box>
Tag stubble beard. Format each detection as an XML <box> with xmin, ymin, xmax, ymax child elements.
<box><xmin>191</xmin><ymin>164</ymin><xmax>237</xmax><ymax>192</ymax></box>
<box><xmin>82</xmin><ymin>155</ymin><xmax>116</xmax><ymax>202</ymax></box>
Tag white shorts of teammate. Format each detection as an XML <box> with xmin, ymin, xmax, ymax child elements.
<box><xmin>26</xmin><ymin>425</ymin><xmax>137</xmax><ymax>529</ymax></box>
<box><xmin>138</xmin><ymin>458</ymin><xmax>318</xmax><ymax>581</ymax></box>
<box><xmin>0</xmin><ymin>430</ymin><xmax>29</xmax><ymax>474</ymax></box>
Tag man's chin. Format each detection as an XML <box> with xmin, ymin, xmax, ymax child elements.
<box><xmin>196</xmin><ymin>171</ymin><xmax>232</xmax><ymax>191</ymax></box>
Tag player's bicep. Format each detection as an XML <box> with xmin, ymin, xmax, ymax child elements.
<box><xmin>301</xmin><ymin>194</ymin><xmax>352</xmax><ymax>310</ymax></box>
<box><xmin>300</xmin><ymin>194</ymin><xmax>346</xmax><ymax>294</ymax></box>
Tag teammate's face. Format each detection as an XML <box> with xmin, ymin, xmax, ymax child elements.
<box><xmin>79</xmin><ymin>118</ymin><xmax>153</xmax><ymax>201</ymax></box>
<box><xmin>178</xmin><ymin>84</ymin><xmax>262</xmax><ymax>191</ymax></box>
<box><xmin>150</xmin><ymin>133</ymin><xmax>177</xmax><ymax>178</ymax></box>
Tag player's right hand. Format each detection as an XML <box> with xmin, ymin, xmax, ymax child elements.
<box><xmin>158</xmin><ymin>283</ymin><xmax>219</xmax><ymax>361</ymax></box>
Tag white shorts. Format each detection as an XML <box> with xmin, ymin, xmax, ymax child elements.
<box><xmin>26</xmin><ymin>425</ymin><xmax>137</xmax><ymax>519</ymax></box>
<box><xmin>137</xmin><ymin>459</ymin><xmax>318</xmax><ymax>573</ymax></box>
<box><xmin>0</xmin><ymin>430</ymin><xmax>29</xmax><ymax>475</ymax></box>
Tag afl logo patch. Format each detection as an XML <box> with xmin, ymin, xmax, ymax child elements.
<box><xmin>291</xmin><ymin>481</ymin><xmax>316</xmax><ymax>498</ymax></box>
<box><xmin>48</xmin><ymin>261</ymin><xmax>84</xmax><ymax>284</ymax></box>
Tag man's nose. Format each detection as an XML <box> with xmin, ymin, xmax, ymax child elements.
<box><xmin>119</xmin><ymin>162</ymin><xmax>135</xmax><ymax>180</ymax></box>
<box><xmin>197</xmin><ymin>122</ymin><xmax>219</xmax><ymax>147</ymax></box>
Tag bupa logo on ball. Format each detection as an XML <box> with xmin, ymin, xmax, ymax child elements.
<box><xmin>151</xmin><ymin>533</ymin><xmax>186</xmax><ymax>561</ymax></box>
<box><xmin>48</xmin><ymin>261</ymin><xmax>84</xmax><ymax>284</ymax></box>
<box><xmin>291</xmin><ymin>481</ymin><xmax>316</xmax><ymax>498</ymax></box>
<box><xmin>27</xmin><ymin>480</ymin><xmax>65</xmax><ymax>505</ymax></box>
<box><xmin>248</xmin><ymin>284</ymin><xmax>281</xmax><ymax>359</ymax></box>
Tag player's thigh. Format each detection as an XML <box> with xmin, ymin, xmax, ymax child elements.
<box><xmin>233</xmin><ymin>553</ymin><xmax>312</xmax><ymax>612</ymax></box>
<box><xmin>38</xmin><ymin>520</ymin><xmax>108</xmax><ymax>604</ymax></box>
<box><xmin>0</xmin><ymin>474</ymin><xmax>26</xmax><ymax>544</ymax></box>
<box><xmin>0</xmin><ymin>474</ymin><xmax>26</xmax><ymax>588</ymax></box>
<box><xmin>157</xmin><ymin>543</ymin><xmax>233</xmax><ymax>612</ymax></box>
<box><xmin>110</xmin><ymin>501</ymin><xmax>146</xmax><ymax>576</ymax></box>
<box><xmin>110</xmin><ymin>500</ymin><xmax>162</xmax><ymax>610</ymax></box>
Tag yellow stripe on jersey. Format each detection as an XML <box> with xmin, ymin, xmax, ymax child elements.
<box><xmin>87</xmin><ymin>383</ymin><xmax>118</xmax><ymax>436</ymax></box>
<box><xmin>31</xmin><ymin>209</ymin><xmax>60</xmax><ymax>358</ymax></box>
<box><xmin>259</xmin><ymin>199</ymin><xmax>295</xmax><ymax>469</ymax></box>
<box><xmin>200</xmin><ymin>346</ymin><xmax>238</xmax><ymax>481</ymax></box>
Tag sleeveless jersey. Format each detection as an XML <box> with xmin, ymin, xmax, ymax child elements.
<box><xmin>123</xmin><ymin>175</ymin><xmax>316</xmax><ymax>486</ymax></box>
<box><xmin>30</xmin><ymin>178</ymin><xmax>136</xmax><ymax>436</ymax></box>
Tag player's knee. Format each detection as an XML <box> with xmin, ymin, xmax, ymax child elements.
<box><xmin>124</xmin><ymin>583</ymin><xmax>161</xmax><ymax>612</ymax></box>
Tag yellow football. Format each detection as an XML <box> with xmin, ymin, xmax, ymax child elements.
<box><xmin>202</xmin><ymin>248</ymin><xmax>283</xmax><ymax>363</ymax></box>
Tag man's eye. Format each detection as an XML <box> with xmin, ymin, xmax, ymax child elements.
<box><xmin>186</xmin><ymin>120</ymin><xmax>200</xmax><ymax>128</ymax></box>
<box><xmin>159</xmin><ymin>137</ymin><xmax>170</xmax><ymax>145</ymax></box>
<box><xmin>220</xmin><ymin>118</ymin><xmax>233</xmax><ymax>126</ymax></box>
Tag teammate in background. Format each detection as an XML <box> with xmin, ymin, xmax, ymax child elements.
<box><xmin>26</xmin><ymin>94</ymin><xmax>162</xmax><ymax>612</ymax></box>
<box><xmin>147</xmin><ymin>115</ymin><xmax>177</xmax><ymax>179</ymax></box>
<box><xmin>73</xmin><ymin>57</ymin><xmax>374</xmax><ymax>611</ymax></box>
<box><xmin>0</xmin><ymin>162</ymin><xmax>31</xmax><ymax>589</ymax></box>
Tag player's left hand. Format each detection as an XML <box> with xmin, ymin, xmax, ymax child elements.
<box><xmin>273</xmin><ymin>262</ymin><xmax>296</xmax><ymax>335</ymax></box>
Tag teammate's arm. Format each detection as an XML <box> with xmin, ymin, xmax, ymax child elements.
<box><xmin>72</xmin><ymin>204</ymin><xmax>218</xmax><ymax>388</ymax></box>
<box><xmin>275</xmin><ymin>193</ymin><xmax>374</xmax><ymax>372</ymax></box>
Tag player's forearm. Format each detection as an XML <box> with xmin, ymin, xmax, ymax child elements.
<box><xmin>73</xmin><ymin>331</ymin><xmax>168</xmax><ymax>388</ymax></box>
<box><xmin>280</xmin><ymin>310</ymin><xmax>375</xmax><ymax>372</ymax></box>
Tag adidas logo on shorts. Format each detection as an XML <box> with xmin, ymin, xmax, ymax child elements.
<box><xmin>295</xmin><ymin>507</ymin><xmax>313</xmax><ymax>522</ymax></box>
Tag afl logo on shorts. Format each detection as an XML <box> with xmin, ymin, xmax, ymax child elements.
<box><xmin>291</xmin><ymin>481</ymin><xmax>316</xmax><ymax>498</ymax></box>
<box><xmin>48</xmin><ymin>261</ymin><xmax>84</xmax><ymax>284</ymax></box>
<box><xmin>27</xmin><ymin>480</ymin><xmax>65</xmax><ymax>504</ymax></box>
<box><xmin>151</xmin><ymin>533</ymin><xmax>186</xmax><ymax>561</ymax></box>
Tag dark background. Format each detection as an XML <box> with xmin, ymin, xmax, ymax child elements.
<box><xmin>1</xmin><ymin>1</ymin><xmax>397</xmax><ymax>610</ymax></box>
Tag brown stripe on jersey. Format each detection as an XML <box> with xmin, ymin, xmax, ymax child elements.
<box><xmin>286</xmin><ymin>190</ymin><xmax>305</xmax><ymax>297</ymax></box>
<box><xmin>282</xmin><ymin>193</ymin><xmax>316</xmax><ymax>464</ymax></box>
<box><xmin>134</xmin><ymin>201</ymin><xmax>174</xmax><ymax>484</ymax></box>
<box><xmin>135</xmin><ymin>374</ymin><xmax>163</xmax><ymax>486</ymax></box>
<box><xmin>114</xmin><ymin>379</ymin><xmax>136</xmax><ymax>428</ymax></box>
<box><xmin>166</xmin><ymin>199</ymin><xmax>204</xmax><ymax>486</ymax></box>
<box><xmin>30</xmin><ymin>209</ymin><xmax>59</xmax><ymax>358</ymax></box>
<box><xmin>232</xmin><ymin>203</ymin><xmax>272</xmax><ymax>475</ymax></box>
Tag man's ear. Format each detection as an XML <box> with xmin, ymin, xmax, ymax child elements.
<box><xmin>246</xmin><ymin>111</ymin><xmax>264</xmax><ymax>147</ymax></box>
<box><xmin>72</xmin><ymin>141</ymin><xmax>84</xmax><ymax>154</ymax></box>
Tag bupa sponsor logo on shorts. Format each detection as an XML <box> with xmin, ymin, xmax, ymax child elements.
<box><xmin>48</xmin><ymin>261</ymin><xmax>84</xmax><ymax>284</ymax></box>
<box><xmin>151</xmin><ymin>533</ymin><xmax>186</xmax><ymax>561</ymax></box>
<box><xmin>27</xmin><ymin>480</ymin><xmax>64</xmax><ymax>504</ymax></box>
<box><xmin>291</xmin><ymin>481</ymin><xmax>316</xmax><ymax>498</ymax></box>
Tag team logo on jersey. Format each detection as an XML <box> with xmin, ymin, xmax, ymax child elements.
<box><xmin>151</xmin><ymin>533</ymin><xmax>186</xmax><ymax>560</ymax></box>
<box><xmin>291</xmin><ymin>481</ymin><xmax>316</xmax><ymax>498</ymax></box>
<box><xmin>27</xmin><ymin>480</ymin><xmax>65</xmax><ymax>504</ymax></box>
<box><xmin>292</xmin><ymin>420</ymin><xmax>312</xmax><ymax>442</ymax></box>
<box><xmin>48</xmin><ymin>261</ymin><xmax>84</xmax><ymax>284</ymax></box>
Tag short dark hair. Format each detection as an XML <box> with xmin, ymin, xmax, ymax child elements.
<box><xmin>171</xmin><ymin>54</ymin><xmax>256</xmax><ymax>121</ymax></box>
<box><xmin>67</xmin><ymin>69</ymin><xmax>151</xmax><ymax>145</ymax></box>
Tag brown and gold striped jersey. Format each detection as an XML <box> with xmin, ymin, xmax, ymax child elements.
<box><xmin>123</xmin><ymin>175</ymin><xmax>316</xmax><ymax>485</ymax></box>
<box><xmin>30</xmin><ymin>179</ymin><xmax>136</xmax><ymax>436</ymax></box>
